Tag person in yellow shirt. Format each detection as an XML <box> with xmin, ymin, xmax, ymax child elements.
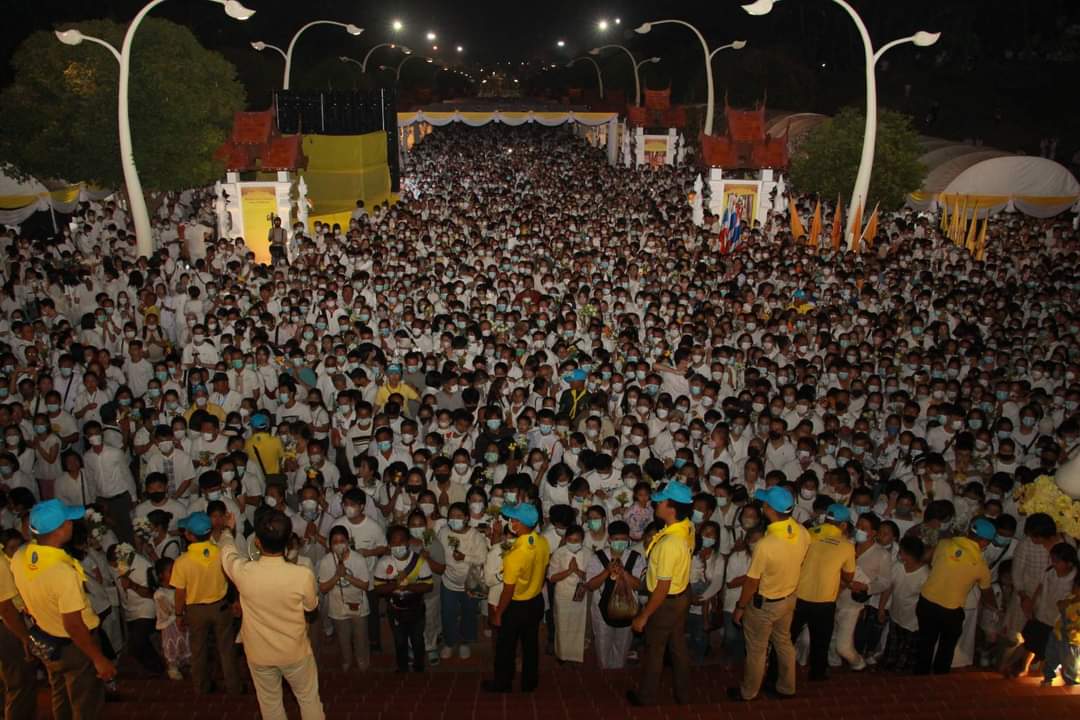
<box><xmin>0</xmin><ymin>531</ymin><xmax>35</xmax><ymax>720</ymax></box>
<box><xmin>483</xmin><ymin>501</ymin><xmax>549</xmax><ymax>694</ymax></box>
<box><xmin>171</xmin><ymin>511</ymin><xmax>243</xmax><ymax>695</ymax></box>
<box><xmin>374</xmin><ymin>364</ymin><xmax>420</xmax><ymax>411</ymax></box>
<box><xmin>10</xmin><ymin>500</ymin><xmax>115</xmax><ymax>720</ymax></box>
<box><xmin>915</xmin><ymin>517</ymin><xmax>997</xmax><ymax>675</ymax></box>
<box><xmin>626</xmin><ymin>482</ymin><xmax>695</xmax><ymax>707</ymax></box>
<box><xmin>730</xmin><ymin>486</ymin><xmax>810</xmax><ymax>702</ymax></box>
<box><xmin>245</xmin><ymin>412</ymin><xmax>285</xmax><ymax>497</ymax></box>
<box><xmin>183</xmin><ymin>385</ymin><xmax>226</xmax><ymax>425</ymax></box>
<box><xmin>792</xmin><ymin>504</ymin><xmax>856</xmax><ymax>681</ymax></box>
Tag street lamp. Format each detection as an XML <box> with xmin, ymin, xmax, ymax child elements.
<box><xmin>426</xmin><ymin>31</ymin><xmax>436</xmax><ymax>41</ymax></box>
<box><xmin>56</xmin><ymin>0</ymin><xmax>255</xmax><ymax>258</ymax></box>
<box><xmin>392</xmin><ymin>19</ymin><xmax>404</xmax><ymax>32</ymax></box>
<box><xmin>598</xmin><ymin>19</ymin><xmax>610</xmax><ymax>31</ymax></box>
<box><xmin>566</xmin><ymin>56</ymin><xmax>604</xmax><ymax>99</ymax></box>
<box><xmin>741</xmin><ymin>0</ymin><xmax>939</xmax><ymax>247</ymax></box>
<box><xmin>591</xmin><ymin>45</ymin><xmax>666</xmax><ymax>106</ymax></box>
<box><xmin>557</xmin><ymin>40</ymin><xmax>566</xmax><ymax>48</ymax></box>
<box><xmin>635</xmin><ymin>20</ymin><xmax>717</xmax><ymax>134</ymax></box>
<box><xmin>251</xmin><ymin>20</ymin><xmax>363</xmax><ymax>90</ymax></box>
<box><xmin>709</xmin><ymin>40</ymin><xmax>748</xmax><ymax>60</ymax></box>
<box><xmin>395</xmin><ymin>54</ymin><xmax>435</xmax><ymax>83</ymax></box>
<box><xmin>340</xmin><ymin>44</ymin><xmax>412</xmax><ymax>72</ymax></box>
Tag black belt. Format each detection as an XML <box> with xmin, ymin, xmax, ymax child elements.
<box><xmin>761</xmin><ymin>593</ymin><xmax>792</xmax><ymax>603</ymax></box>
<box><xmin>666</xmin><ymin>590</ymin><xmax>687</xmax><ymax>599</ymax></box>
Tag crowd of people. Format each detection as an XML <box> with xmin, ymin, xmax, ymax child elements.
<box><xmin>0</xmin><ymin>122</ymin><xmax>1079</xmax><ymax>720</ymax></box>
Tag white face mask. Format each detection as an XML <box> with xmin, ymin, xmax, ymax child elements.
<box><xmin>344</xmin><ymin>505</ymin><xmax>360</xmax><ymax>519</ymax></box>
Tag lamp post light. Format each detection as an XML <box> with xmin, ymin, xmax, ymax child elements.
<box><xmin>251</xmin><ymin>20</ymin><xmax>363</xmax><ymax>90</ymax></box>
<box><xmin>56</xmin><ymin>0</ymin><xmax>255</xmax><ymax>258</ymax></box>
<box><xmin>566</xmin><ymin>56</ymin><xmax>604</xmax><ymax>99</ymax></box>
<box><xmin>339</xmin><ymin>43</ymin><xmax>412</xmax><ymax>73</ymax></box>
<box><xmin>395</xmin><ymin>55</ymin><xmax>435</xmax><ymax>83</ymax></box>
<box><xmin>742</xmin><ymin>0</ymin><xmax>939</xmax><ymax>247</ymax></box>
<box><xmin>709</xmin><ymin>40</ymin><xmax>748</xmax><ymax>60</ymax></box>
<box><xmin>635</xmin><ymin>20</ymin><xmax>717</xmax><ymax>134</ymax></box>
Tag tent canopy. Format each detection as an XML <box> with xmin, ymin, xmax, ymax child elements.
<box><xmin>0</xmin><ymin>166</ymin><xmax>112</xmax><ymax>228</ymax></box>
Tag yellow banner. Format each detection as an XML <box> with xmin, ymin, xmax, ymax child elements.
<box><xmin>240</xmin><ymin>185</ymin><xmax>277</xmax><ymax>265</ymax></box>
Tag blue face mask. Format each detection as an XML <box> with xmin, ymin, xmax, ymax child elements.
<box><xmin>673</xmin><ymin>458</ymin><xmax>687</xmax><ymax>469</ymax></box>
<box><xmin>701</xmin><ymin>536</ymin><xmax>716</xmax><ymax>549</ymax></box>
<box><xmin>486</xmin><ymin>419</ymin><xmax>501</xmax><ymax>431</ymax></box>
<box><xmin>377</xmin><ymin>440</ymin><xmax>392</xmax><ymax>452</ymax></box>
<box><xmin>610</xmin><ymin>539</ymin><xmax>629</xmax><ymax>554</ymax></box>
<box><xmin>854</xmin><ymin>529</ymin><xmax>869</xmax><ymax>543</ymax></box>
<box><xmin>484</xmin><ymin>452</ymin><xmax>499</xmax><ymax>464</ymax></box>
<box><xmin>692</xmin><ymin>509</ymin><xmax>705</xmax><ymax>524</ymax></box>
<box><xmin>538</xmin><ymin>424</ymin><xmax>553</xmax><ymax>435</ymax></box>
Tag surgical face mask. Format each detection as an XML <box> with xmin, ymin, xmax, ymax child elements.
<box><xmin>344</xmin><ymin>505</ymin><xmax>361</xmax><ymax>520</ymax></box>
<box><xmin>391</xmin><ymin>545</ymin><xmax>409</xmax><ymax>560</ymax></box>
<box><xmin>610</xmin><ymin>539</ymin><xmax>629</xmax><ymax>554</ymax></box>
<box><xmin>449</xmin><ymin>518</ymin><xmax>466</xmax><ymax>532</ymax></box>
<box><xmin>419</xmin><ymin>503</ymin><xmax>436</xmax><ymax>516</ymax></box>
<box><xmin>588</xmin><ymin>518</ymin><xmax>603</xmax><ymax>532</ymax></box>
<box><xmin>332</xmin><ymin>543</ymin><xmax>348</xmax><ymax>556</ymax></box>
<box><xmin>691</xmin><ymin>509</ymin><xmax>705</xmax><ymax>524</ymax></box>
<box><xmin>454</xmin><ymin>462</ymin><xmax>469</xmax><ymax>474</ymax></box>
<box><xmin>504</xmin><ymin>491</ymin><xmax>518</xmax><ymax>505</ymax></box>
<box><xmin>409</xmin><ymin>527</ymin><xmax>426</xmax><ymax>540</ymax></box>
<box><xmin>854</xmin><ymin>529</ymin><xmax>869</xmax><ymax>543</ymax></box>
<box><xmin>701</xmin><ymin>537</ymin><xmax>716</xmax><ymax>549</ymax></box>
<box><xmin>565</xmin><ymin>542</ymin><xmax>583</xmax><ymax>554</ymax></box>
<box><xmin>469</xmin><ymin>501</ymin><xmax>485</xmax><ymax>514</ymax></box>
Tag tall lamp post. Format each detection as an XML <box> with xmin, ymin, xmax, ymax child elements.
<box><xmin>590</xmin><ymin>44</ymin><xmax>654</xmax><ymax>105</ymax></box>
<box><xmin>566</xmin><ymin>56</ymin><xmax>604</xmax><ymax>99</ymax></box>
<box><xmin>394</xmin><ymin>55</ymin><xmax>435</xmax><ymax>83</ymax></box>
<box><xmin>635</xmin><ymin>20</ymin><xmax>717</xmax><ymax>134</ymax></box>
<box><xmin>742</xmin><ymin>0</ymin><xmax>939</xmax><ymax>247</ymax></box>
<box><xmin>251</xmin><ymin>20</ymin><xmax>364</xmax><ymax>90</ymax></box>
<box><xmin>339</xmin><ymin>44</ymin><xmax>412</xmax><ymax>73</ymax></box>
<box><xmin>56</xmin><ymin>0</ymin><xmax>255</xmax><ymax>258</ymax></box>
<box><xmin>709</xmin><ymin>40</ymin><xmax>748</xmax><ymax>61</ymax></box>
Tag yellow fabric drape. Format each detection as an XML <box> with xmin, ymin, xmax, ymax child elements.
<box><xmin>808</xmin><ymin>198</ymin><xmax>822</xmax><ymax>248</ymax></box>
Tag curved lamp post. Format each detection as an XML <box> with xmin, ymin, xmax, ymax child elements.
<box><xmin>339</xmin><ymin>44</ymin><xmax>412</xmax><ymax>73</ymax></box>
<box><xmin>590</xmin><ymin>44</ymin><xmax>647</xmax><ymax>105</ymax></box>
<box><xmin>742</xmin><ymin>0</ymin><xmax>939</xmax><ymax>247</ymax></box>
<box><xmin>251</xmin><ymin>20</ymin><xmax>363</xmax><ymax>90</ymax></box>
<box><xmin>709</xmin><ymin>39</ymin><xmax>748</xmax><ymax>60</ymax></box>
<box><xmin>566</xmin><ymin>56</ymin><xmax>604</xmax><ymax>99</ymax></box>
<box><xmin>56</xmin><ymin>0</ymin><xmax>255</xmax><ymax>258</ymax></box>
<box><xmin>635</xmin><ymin>20</ymin><xmax>716</xmax><ymax>133</ymax></box>
<box><xmin>395</xmin><ymin>55</ymin><xmax>435</xmax><ymax>83</ymax></box>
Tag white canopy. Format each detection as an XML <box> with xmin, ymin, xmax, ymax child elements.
<box><xmin>0</xmin><ymin>166</ymin><xmax>112</xmax><ymax>228</ymax></box>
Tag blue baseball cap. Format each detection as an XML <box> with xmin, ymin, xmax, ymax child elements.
<box><xmin>970</xmin><ymin>517</ymin><xmax>997</xmax><ymax>542</ymax></box>
<box><xmin>651</xmin><ymin>482</ymin><xmax>694</xmax><ymax>505</ymax></box>
<box><xmin>250</xmin><ymin>412</ymin><xmax>270</xmax><ymax>430</ymax></box>
<box><xmin>563</xmin><ymin>368</ymin><xmax>587</xmax><ymax>383</ymax></box>
<box><xmin>825</xmin><ymin>503</ymin><xmax>850</xmax><ymax>523</ymax></box>
<box><xmin>29</xmin><ymin>499</ymin><xmax>85</xmax><ymax>535</ymax></box>
<box><xmin>501</xmin><ymin>502</ymin><xmax>539</xmax><ymax>528</ymax></box>
<box><xmin>179</xmin><ymin>512</ymin><xmax>212</xmax><ymax>536</ymax></box>
<box><xmin>754</xmin><ymin>487</ymin><xmax>795</xmax><ymax>513</ymax></box>
<box><xmin>386</xmin><ymin>364</ymin><xmax>402</xmax><ymax>375</ymax></box>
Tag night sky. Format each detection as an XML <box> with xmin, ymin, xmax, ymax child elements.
<box><xmin>3</xmin><ymin>1</ymin><xmax>1080</xmax><ymax>156</ymax></box>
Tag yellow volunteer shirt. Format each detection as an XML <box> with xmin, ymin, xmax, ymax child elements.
<box><xmin>0</xmin><ymin>553</ymin><xmax>25</xmax><ymax>612</ymax></box>
<box><xmin>171</xmin><ymin>541</ymin><xmax>228</xmax><ymax>605</ymax></box>
<box><xmin>920</xmin><ymin>536</ymin><xmax>991</xmax><ymax>610</ymax></box>
<box><xmin>747</xmin><ymin>517</ymin><xmax>811</xmax><ymax>600</ymax></box>
<box><xmin>645</xmin><ymin>518</ymin><xmax>695</xmax><ymax>595</ymax></box>
<box><xmin>245</xmin><ymin>433</ymin><xmax>284</xmax><ymax>474</ymax></box>
<box><xmin>375</xmin><ymin>381</ymin><xmax>419</xmax><ymax>409</ymax></box>
<box><xmin>10</xmin><ymin>544</ymin><xmax>99</xmax><ymax>638</ymax></box>
<box><xmin>502</xmin><ymin>531</ymin><xmax>550</xmax><ymax>601</ymax></box>
<box><xmin>796</xmin><ymin>523</ymin><xmax>856</xmax><ymax>603</ymax></box>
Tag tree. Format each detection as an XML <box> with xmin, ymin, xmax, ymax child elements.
<box><xmin>789</xmin><ymin>107</ymin><xmax>925</xmax><ymax>210</ymax></box>
<box><xmin>0</xmin><ymin>18</ymin><xmax>245</xmax><ymax>192</ymax></box>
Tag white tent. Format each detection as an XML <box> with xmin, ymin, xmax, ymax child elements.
<box><xmin>0</xmin><ymin>166</ymin><xmax>112</xmax><ymax>228</ymax></box>
<box><xmin>908</xmin><ymin>150</ymin><xmax>1080</xmax><ymax>218</ymax></box>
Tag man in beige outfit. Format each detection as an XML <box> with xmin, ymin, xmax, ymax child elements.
<box><xmin>220</xmin><ymin>511</ymin><xmax>323</xmax><ymax>720</ymax></box>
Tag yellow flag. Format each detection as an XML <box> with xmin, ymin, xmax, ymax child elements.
<box><xmin>948</xmin><ymin>195</ymin><xmax>962</xmax><ymax>242</ymax></box>
<box><xmin>808</xmin><ymin>198</ymin><xmax>822</xmax><ymax>248</ymax></box>
<box><xmin>965</xmin><ymin>204</ymin><xmax>979</xmax><ymax>252</ymax></box>
<box><xmin>789</xmin><ymin>196</ymin><xmax>806</xmax><ymax>240</ymax></box>
<box><xmin>976</xmin><ymin>214</ymin><xmax>989</xmax><ymax>261</ymax></box>
<box><xmin>861</xmin><ymin>202</ymin><xmax>880</xmax><ymax>246</ymax></box>
<box><xmin>830</xmin><ymin>196</ymin><xmax>843</xmax><ymax>251</ymax></box>
<box><xmin>850</xmin><ymin>202</ymin><xmax>864</xmax><ymax>253</ymax></box>
<box><xmin>939</xmin><ymin>198</ymin><xmax>949</xmax><ymax>233</ymax></box>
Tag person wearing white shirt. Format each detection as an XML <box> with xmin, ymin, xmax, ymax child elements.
<box><xmin>144</xmin><ymin>432</ymin><xmax>197</xmax><ymax>499</ymax></box>
<box><xmin>830</xmin><ymin>515</ymin><xmax>893</xmax><ymax>671</ymax></box>
<box><xmin>110</xmin><ymin>550</ymin><xmax>166</xmax><ymax>675</ymax></box>
<box><xmin>877</xmin><ymin>536</ymin><xmax>930</xmax><ymax>672</ymax></box>
<box><xmin>338</xmin><ymin>489</ymin><xmax>389</xmax><ymax>652</ymax></box>
<box><xmin>83</xmin><ymin>423</ymin><xmax>137</xmax><ymax>542</ymax></box>
<box><xmin>53</xmin><ymin>452</ymin><xmax>96</xmax><ymax>508</ymax></box>
<box><xmin>318</xmin><ymin>528</ymin><xmax>372</xmax><ymax>672</ymax></box>
<box><xmin>436</xmin><ymin>510</ymin><xmax>488</xmax><ymax>659</ymax></box>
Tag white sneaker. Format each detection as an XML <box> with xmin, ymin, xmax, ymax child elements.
<box><xmin>850</xmin><ymin>657</ymin><xmax>867</xmax><ymax>671</ymax></box>
<box><xmin>440</xmin><ymin>646</ymin><xmax>454</xmax><ymax>660</ymax></box>
<box><xmin>458</xmin><ymin>644</ymin><xmax>471</xmax><ymax>659</ymax></box>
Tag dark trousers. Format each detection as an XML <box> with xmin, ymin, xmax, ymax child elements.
<box><xmin>269</xmin><ymin>245</ymin><xmax>288</xmax><ymax>266</ymax></box>
<box><xmin>126</xmin><ymin>618</ymin><xmax>165</xmax><ymax>675</ymax></box>
<box><xmin>187</xmin><ymin>600</ymin><xmax>242</xmax><ymax>694</ymax></box>
<box><xmin>0</xmin><ymin>622</ymin><xmax>36</xmax><ymax>720</ymax></box>
<box><xmin>790</xmin><ymin>599</ymin><xmax>836</xmax><ymax>681</ymax></box>
<box><xmin>100</xmin><ymin>492</ymin><xmax>134</xmax><ymax>544</ymax></box>
<box><xmin>915</xmin><ymin>596</ymin><xmax>964</xmax><ymax>675</ymax></box>
<box><xmin>367</xmin><ymin>591</ymin><xmax>382</xmax><ymax>650</ymax></box>
<box><xmin>637</xmin><ymin>592</ymin><xmax>691</xmax><ymax>705</ymax></box>
<box><xmin>493</xmin><ymin>594</ymin><xmax>544</xmax><ymax>692</ymax></box>
<box><xmin>389</xmin><ymin>607</ymin><xmax>425</xmax><ymax>672</ymax></box>
<box><xmin>42</xmin><ymin>642</ymin><xmax>103</xmax><ymax>720</ymax></box>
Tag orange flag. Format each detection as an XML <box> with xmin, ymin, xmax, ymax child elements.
<box><xmin>965</xmin><ymin>205</ymin><xmax>979</xmax><ymax>252</ymax></box>
<box><xmin>788</xmin><ymin>196</ymin><xmax>806</xmax><ymax>240</ymax></box>
<box><xmin>975</xmin><ymin>214</ymin><xmax>989</xmax><ymax>260</ymax></box>
<box><xmin>939</xmin><ymin>198</ymin><xmax>949</xmax><ymax>233</ymax></box>
<box><xmin>861</xmin><ymin>202</ymin><xmax>880</xmax><ymax>246</ymax></box>
<box><xmin>850</xmin><ymin>202</ymin><xmax>864</xmax><ymax>253</ymax></box>
<box><xmin>808</xmin><ymin>198</ymin><xmax>822</xmax><ymax>248</ymax></box>
<box><xmin>830</xmin><ymin>196</ymin><xmax>843</xmax><ymax>251</ymax></box>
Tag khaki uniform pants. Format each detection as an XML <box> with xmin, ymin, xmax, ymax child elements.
<box><xmin>42</xmin><ymin>642</ymin><xmax>103</xmax><ymax>720</ymax></box>
<box><xmin>0</xmin><ymin>622</ymin><xmax>36</xmax><ymax>720</ymax></box>
<box><xmin>249</xmin><ymin>654</ymin><xmax>324</xmax><ymax>720</ymax></box>
<box><xmin>740</xmin><ymin>594</ymin><xmax>797</xmax><ymax>700</ymax></box>
<box><xmin>187</xmin><ymin>600</ymin><xmax>242</xmax><ymax>694</ymax></box>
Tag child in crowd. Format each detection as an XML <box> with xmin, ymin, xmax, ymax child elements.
<box><xmin>153</xmin><ymin>557</ymin><xmax>189</xmax><ymax>680</ymax></box>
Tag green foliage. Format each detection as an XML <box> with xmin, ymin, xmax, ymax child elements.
<box><xmin>789</xmin><ymin>107</ymin><xmax>925</xmax><ymax>209</ymax></box>
<box><xmin>0</xmin><ymin>18</ymin><xmax>245</xmax><ymax>192</ymax></box>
